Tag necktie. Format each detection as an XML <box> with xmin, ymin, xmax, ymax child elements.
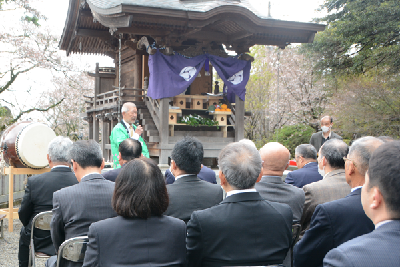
<box><xmin>129</xmin><ymin>125</ymin><xmax>134</xmax><ymax>137</ymax></box>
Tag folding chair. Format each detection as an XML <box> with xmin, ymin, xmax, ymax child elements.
<box><xmin>56</xmin><ymin>236</ymin><xmax>89</xmax><ymax>267</ymax></box>
<box><xmin>28</xmin><ymin>211</ymin><xmax>53</xmax><ymax>267</ymax></box>
<box><xmin>290</xmin><ymin>222</ymin><xmax>301</xmax><ymax>267</ymax></box>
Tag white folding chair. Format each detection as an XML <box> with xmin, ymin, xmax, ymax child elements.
<box><xmin>56</xmin><ymin>236</ymin><xmax>89</xmax><ymax>267</ymax></box>
<box><xmin>28</xmin><ymin>211</ymin><xmax>53</xmax><ymax>267</ymax></box>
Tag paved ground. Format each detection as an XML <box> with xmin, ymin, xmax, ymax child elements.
<box><xmin>0</xmin><ymin>215</ymin><xmax>48</xmax><ymax>267</ymax></box>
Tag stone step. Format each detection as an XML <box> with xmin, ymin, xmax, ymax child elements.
<box><xmin>149</xmin><ymin>136</ymin><xmax>160</xmax><ymax>143</ymax></box>
<box><xmin>146</xmin><ymin>130</ymin><xmax>159</xmax><ymax>136</ymax></box>
<box><xmin>139</xmin><ymin>113</ymin><xmax>152</xmax><ymax>119</ymax></box>
<box><xmin>142</xmin><ymin>118</ymin><xmax>155</xmax><ymax>125</ymax></box>
<box><xmin>145</xmin><ymin>124</ymin><xmax>157</xmax><ymax>131</ymax></box>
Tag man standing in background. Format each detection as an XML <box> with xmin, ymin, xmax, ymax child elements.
<box><xmin>310</xmin><ymin>116</ymin><xmax>342</xmax><ymax>152</ymax></box>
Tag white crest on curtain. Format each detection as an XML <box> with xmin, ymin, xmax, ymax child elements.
<box><xmin>227</xmin><ymin>70</ymin><xmax>243</xmax><ymax>85</ymax></box>
<box><xmin>179</xmin><ymin>66</ymin><xmax>197</xmax><ymax>81</ymax></box>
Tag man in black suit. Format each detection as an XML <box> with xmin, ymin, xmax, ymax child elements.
<box><xmin>164</xmin><ymin>164</ymin><xmax>217</xmax><ymax>184</ymax></box>
<box><xmin>285</xmin><ymin>144</ymin><xmax>323</xmax><ymax>188</ymax></box>
<box><xmin>310</xmin><ymin>116</ymin><xmax>342</xmax><ymax>152</ymax></box>
<box><xmin>164</xmin><ymin>137</ymin><xmax>223</xmax><ymax>223</ymax></box>
<box><xmin>46</xmin><ymin>140</ymin><xmax>117</xmax><ymax>267</ymax></box>
<box><xmin>187</xmin><ymin>142</ymin><xmax>293</xmax><ymax>267</ymax></box>
<box><xmin>324</xmin><ymin>141</ymin><xmax>400</xmax><ymax>266</ymax></box>
<box><xmin>18</xmin><ymin>137</ymin><xmax>78</xmax><ymax>267</ymax></box>
<box><xmin>103</xmin><ymin>138</ymin><xmax>142</xmax><ymax>182</ymax></box>
<box><xmin>294</xmin><ymin>136</ymin><xmax>382</xmax><ymax>267</ymax></box>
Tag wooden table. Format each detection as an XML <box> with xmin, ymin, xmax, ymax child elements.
<box><xmin>0</xmin><ymin>167</ymin><xmax>51</xmax><ymax>232</ymax></box>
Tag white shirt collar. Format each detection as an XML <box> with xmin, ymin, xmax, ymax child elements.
<box><xmin>351</xmin><ymin>186</ymin><xmax>363</xmax><ymax>192</ymax></box>
<box><xmin>375</xmin><ymin>220</ymin><xmax>394</xmax><ymax>229</ymax></box>
<box><xmin>175</xmin><ymin>174</ymin><xmax>193</xmax><ymax>181</ymax></box>
<box><xmin>122</xmin><ymin>119</ymin><xmax>131</xmax><ymax>129</ymax></box>
<box><xmin>51</xmin><ymin>165</ymin><xmax>70</xmax><ymax>170</ymax></box>
<box><xmin>227</xmin><ymin>188</ymin><xmax>257</xmax><ymax>197</ymax></box>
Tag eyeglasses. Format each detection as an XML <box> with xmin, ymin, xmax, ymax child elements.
<box><xmin>343</xmin><ymin>157</ymin><xmax>356</xmax><ymax>167</ymax></box>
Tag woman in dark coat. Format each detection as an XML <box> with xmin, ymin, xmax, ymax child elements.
<box><xmin>82</xmin><ymin>157</ymin><xmax>187</xmax><ymax>267</ymax></box>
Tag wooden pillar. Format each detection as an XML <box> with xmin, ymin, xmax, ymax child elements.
<box><xmin>235</xmin><ymin>95</ymin><xmax>245</xmax><ymax>141</ymax></box>
<box><xmin>88</xmin><ymin>117</ymin><xmax>93</xmax><ymax>140</ymax></box>
<box><xmin>94</xmin><ymin>63</ymin><xmax>100</xmax><ymax>109</ymax></box>
<box><xmin>159</xmin><ymin>98</ymin><xmax>170</xmax><ymax>164</ymax></box>
<box><xmin>134</xmin><ymin>54</ymin><xmax>142</xmax><ymax>101</ymax></box>
<box><xmin>8</xmin><ymin>167</ymin><xmax>13</xmax><ymax>232</ymax></box>
<box><xmin>101</xmin><ymin>120</ymin><xmax>108</xmax><ymax>159</ymax></box>
<box><xmin>93</xmin><ymin>117</ymin><xmax>99</xmax><ymax>142</ymax></box>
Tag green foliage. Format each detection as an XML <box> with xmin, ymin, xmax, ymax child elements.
<box><xmin>23</xmin><ymin>15</ymin><xmax>40</xmax><ymax>26</ymax></box>
<box><xmin>302</xmin><ymin>0</ymin><xmax>400</xmax><ymax>75</ymax></box>
<box><xmin>270</xmin><ymin>124</ymin><xmax>315</xmax><ymax>157</ymax></box>
<box><xmin>178</xmin><ymin>114</ymin><xmax>219</xmax><ymax>127</ymax></box>
<box><xmin>327</xmin><ymin>73</ymin><xmax>400</xmax><ymax>139</ymax></box>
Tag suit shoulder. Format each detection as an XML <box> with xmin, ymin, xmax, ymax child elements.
<box><xmin>310</xmin><ymin>132</ymin><xmax>321</xmax><ymax>138</ymax></box>
<box><xmin>163</xmin><ymin>215</ymin><xmax>187</xmax><ymax>227</ymax></box>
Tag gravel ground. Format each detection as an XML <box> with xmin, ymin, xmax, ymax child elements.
<box><xmin>0</xmin><ymin>216</ymin><xmax>48</xmax><ymax>267</ymax></box>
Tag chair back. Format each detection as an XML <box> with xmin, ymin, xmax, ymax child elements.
<box><xmin>56</xmin><ymin>236</ymin><xmax>89</xmax><ymax>267</ymax></box>
<box><xmin>32</xmin><ymin>211</ymin><xmax>53</xmax><ymax>231</ymax></box>
<box><xmin>28</xmin><ymin>211</ymin><xmax>53</xmax><ymax>267</ymax></box>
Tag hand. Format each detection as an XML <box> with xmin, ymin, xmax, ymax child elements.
<box><xmin>135</xmin><ymin>125</ymin><xmax>143</xmax><ymax>135</ymax></box>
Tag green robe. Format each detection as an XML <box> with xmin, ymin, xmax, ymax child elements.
<box><xmin>110</xmin><ymin>122</ymin><xmax>149</xmax><ymax>168</ymax></box>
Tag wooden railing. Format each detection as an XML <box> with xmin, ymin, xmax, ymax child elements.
<box><xmin>145</xmin><ymin>96</ymin><xmax>160</xmax><ymax>131</ymax></box>
<box><xmin>84</xmin><ymin>88</ymin><xmax>147</xmax><ymax>110</ymax></box>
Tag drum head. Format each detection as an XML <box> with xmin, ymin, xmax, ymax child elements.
<box><xmin>16</xmin><ymin>123</ymin><xmax>56</xmax><ymax>169</ymax></box>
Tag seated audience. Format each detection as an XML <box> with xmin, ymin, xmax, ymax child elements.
<box><xmin>103</xmin><ymin>138</ymin><xmax>142</xmax><ymax>182</ymax></box>
<box><xmin>324</xmin><ymin>141</ymin><xmax>400</xmax><ymax>266</ymax></box>
<box><xmin>46</xmin><ymin>140</ymin><xmax>117</xmax><ymax>267</ymax></box>
<box><xmin>82</xmin><ymin>158</ymin><xmax>186</xmax><ymax>266</ymax></box>
<box><xmin>164</xmin><ymin>137</ymin><xmax>223</xmax><ymax>223</ymax></box>
<box><xmin>18</xmin><ymin>137</ymin><xmax>78</xmax><ymax>267</ymax></box>
<box><xmin>255</xmin><ymin>142</ymin><xmax>305</xmax><ymax>266</ymax></box>
<box><xmin>256</xmin><ymin>142</ymin><xmax>305</xmax><ymax>221</ymax></box>
<box><xmin>285</xmin><ymin>144</ymin><xmax>323</xmax><ymax>188</ymax></box>
<box><xmin>165</xmin><ymin>164</ymin><xmax>217</xmax><ymax>184</ymax></box>
<box><xmin>294</xmin><ymin>137</ymin><xmax>382</xmax><ymax>267</ymax></box>
<box><xmin>186</xmin><ymin>142</ymin><xmax>293</xmax><ymax>267</ymax></box>
<box><xmin>300</xmin><ymin>139</ymin><xmax>350</xmax><ymax>236</ymax></box>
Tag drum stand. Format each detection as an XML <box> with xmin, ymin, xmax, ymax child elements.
<box><xmin>0</xmin><ymin>166</ymin><xmax>51</xmax><ymax>232</ymax></box>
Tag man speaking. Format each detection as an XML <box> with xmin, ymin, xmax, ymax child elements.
<box><xmin>110</xmin><ymin>102</ymin><xmax>149</xmax><ymax>168</ymax></box>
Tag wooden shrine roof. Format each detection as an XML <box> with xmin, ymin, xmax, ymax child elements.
<box><xmin>60</xmin><ymin>0</ymin><xmax>325</xmax><ymax>56</ymax></box>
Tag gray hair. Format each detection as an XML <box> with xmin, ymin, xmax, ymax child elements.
<box><xmin>68</xmin><ymin>140</ymin><xmax>103</xmax><ymax>168</ymax></box>
<box><xmin>320</xmin><ymin>139</ymin><xmax>349</xmax><ymax>169</ymax></box>
<box><xmin>121</xmin><ymin>102</ymin><xmax>136</xmax><ymax>113</ymax></box>
<box><xmin>238</xmin><ymin>139</ymin><xmax>257</xmax><ymax>150</ymax></box>
<box><xmin>349</xmin><ymin>136</ymin><xmax>383</xmax><ymax>175</ymax></box>
<box><xmin>219</xmin><ymin>142</ymin><xmax>262</xmax><ymax>190</ymax></box>
<box><xmin>295</xmin><ymin>144</ymin><xmax>318</xmax><ymax>160</ymax></box>
<box><xmin>47</xmin><ymin>136</ymin><xmax>73</xmax><ymax>163</ymax></box>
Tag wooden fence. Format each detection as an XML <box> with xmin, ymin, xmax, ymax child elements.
<box><xmin>0</xmin><ymin>174</ymin><xmax>26</xmax><ymax>207</ymax></box>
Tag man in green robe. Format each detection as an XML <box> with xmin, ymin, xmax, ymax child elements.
<box><xmin>110</xmin><ymin>102</ymin><xmax>149</xmax><ymax>168</ymax></box>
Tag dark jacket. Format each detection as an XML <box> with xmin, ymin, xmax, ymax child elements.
<box><xmin>294</xmin><ymin>188</ymin><xmax>374</xmax><ymax>267</ymax></box>
<box><xmin>285</xmin><ymin>162</ymin><xmax>323</xmax><ymax>188</ymax></box>
<box><xmin>82</xmin><ymin>215</ymin><xmax>187</xmax><ymax>267</ymax></box>
<box><xmin>18</xmin><ymin>167</ymin><xmax>78</xmax><ymax>255</ymax></box>
<box><xmin>164</xmin><ymin>174</ymin><xmax>223</xmax><ymax>223</ymax></box>
<box><xmin>187</xmin><ymin>192</ymin><xmax>293</xmax><ymax>267</ymax></box>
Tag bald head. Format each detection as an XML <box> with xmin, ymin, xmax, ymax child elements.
<box><xmin>259</xmin><ymin>142</ymin><xmax>290</xmax><ymax>176</ymax></box>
